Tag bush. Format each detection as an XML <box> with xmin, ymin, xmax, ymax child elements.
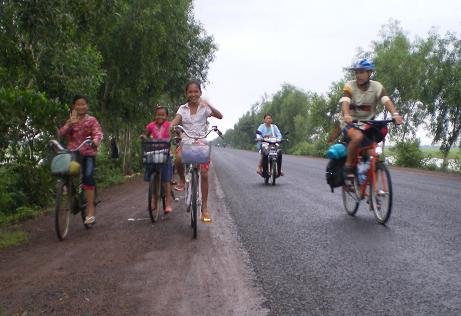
<box><xmin>94</xmin><ymin>150</ymin><xmax>126</xmax><ymax>189</ymax></box>
<box><xmin>0</xmin><ymin>164</ymin><xmax>53</xmax><ymax>219</ymax></box>
<box><xmin>391</xmin><ymin>140</ymin><xmax>424</xmax><ymax>168</ymax></box>
<box><xmin>290</xmin><ymin>141</ymin><xmax>328</xmax><ymax>157</ymax></box>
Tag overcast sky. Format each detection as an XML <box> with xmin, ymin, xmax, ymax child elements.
<box><xmin>193</xmin><ymin>0</ymin><xmax>461</xmax><ymax>133</ymax></box>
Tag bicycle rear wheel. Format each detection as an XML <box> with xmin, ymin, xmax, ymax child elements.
<box><xmin>55</xmin><ymin>179</ymin><xmax>72</xmax><ymax>240</ymax></box>
<box><xmin>271</xmin><ymin>159</ymin><xmax>277</xmax><ymax>185</ymax></box>
<box><xmin>370</xmin><ymin>163</ymin><xmax>392</xmax><ymax>224</ymax></box>
<box><xmin>342</xmin><ymin>177</ymin><xmax>360</xmax><ymax>216</ymax></box>
<box><xmin>191</xmin><ymin>169</ymin><xmax>198</xmax><ymax>239</ymax></box>
<box><xmin>148</xmin><ymin>171</ymin><xmax>162</xmax><ymax>223</ymax></box>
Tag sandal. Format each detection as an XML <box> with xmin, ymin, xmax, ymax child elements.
<box><xmin>84</xmin><ymin>216</ymin><xmax>96</xmax><ymax>225</ymax></box>
<box><xmin>174</xmin><ymin>184</ymin><xmax>185</xmax><ymax>191</ymax></box>
<box><xmin>164</xmin><ymin>206</ymin><xmax>172</xmax><ymax>214</ymax></box>
<box><xmin>201</xmin><ymin>211</ymin><xmax>212</xmax><ymax>223</ymax></box>
<box><xmin>256</xmin><ymin>168</ymin><xmax>262</xmax><ymax>176</ymax></box>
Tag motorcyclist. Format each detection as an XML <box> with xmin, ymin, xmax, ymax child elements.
<box><xmin>256</xmin><ymin>113</ymin><xmax>283</xmax><ymax>177</ymax></box>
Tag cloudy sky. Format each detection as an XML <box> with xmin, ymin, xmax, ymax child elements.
<box><xmin>193</xmin><ymin>0</ymin><xmax>461</xmax><ymax>133</ymax></box>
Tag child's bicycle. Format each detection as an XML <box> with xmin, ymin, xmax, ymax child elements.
<box><xmin>141</xmin><ymin>139</ymin><xmax>171</xmax><ymax>223</ymax></box>
<box><xmin>342</xmin><ymin>119</ymin><xmax>395</xmax><ymax>224</ymax></box>
<box><xmin>48</xmin><ymin>137</ymin><xmax>97</xmax><ymax>240</ymax></box>
<box><xmin>174</xmin><ymin>125</ymin><xmax>223</xmax><ymax>239</ymax></box>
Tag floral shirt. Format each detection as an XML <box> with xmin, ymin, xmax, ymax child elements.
<box><xmin>59</xmin><ymin>114</ymin><xmax>103</xmax><ymax>156</ymax></box>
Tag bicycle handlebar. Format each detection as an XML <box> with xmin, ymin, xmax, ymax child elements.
<box><xmin>353</xmin><ymin>118</ymin><xmax>396</xmax><ymax>124</ymax></box>
<box><xmin>173</xmin><ymin>125</ymin><xmax>224</xmax><ymax>140</ymax></box>
<box><xmin>48</xmin><ymin>136</ymin><xmax>93</xmax><ymax>153</ymax></box>
<box><xmin>255</xmin><ymin>137</ymin><xmax>282</xmax><ymax>144</ymax></box>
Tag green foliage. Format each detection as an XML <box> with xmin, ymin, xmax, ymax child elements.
<box><xmin>290</xmin><ymin>141</ymin><xmax>328</xmax><ymax>157</ymax></box>
<box><xmin>0</xmin><ymin>230</ymin><xmax>28</xmax><ymax>249</ymax></box>
<box><xmin>390</xmin><ymin>140</ymin><xmax>425</xmax><ymax>168</ymax></box>
<box><xmin>372</xmin><ymin>20</ymin><xmax>428</xmax><ymax>142</ymax></box>
<box><xmin>0</xmin><ymin>1</ymin><xmax>216</xmax><ymax>224</ymax></box>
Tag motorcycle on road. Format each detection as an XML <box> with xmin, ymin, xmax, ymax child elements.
<box><xmin>256</xmin><ymin>131</ymin><xmax>288</xmax><ymax>185</ymax></box>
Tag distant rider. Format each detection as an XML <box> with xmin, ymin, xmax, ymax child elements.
<box><xmin>256</xmin><ymin>113</ymin><xmax>283</xmax><ymax>177</ymax></box>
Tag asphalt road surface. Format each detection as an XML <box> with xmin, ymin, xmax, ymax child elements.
<box><xmin>212</xmin><ymin>147</ymin><xmax>461</xmax><ymax>316</ymax></box>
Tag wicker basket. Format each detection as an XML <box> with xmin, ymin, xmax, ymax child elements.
<box><xmin>142</xmin><ymin>141</ymin><xmax>170</xmax><ymax>165</ymax></box>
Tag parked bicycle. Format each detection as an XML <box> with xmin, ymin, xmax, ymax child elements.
<box><xmin>48</xmin><ymin>136</ymin><xmax>97</xmax><ymax>240</ymax></box>
<box><xmin>174</xmin><ymin>125</ymin><xmax>223</xmax><ymax>239</ymax></box>
<box><xmin>141</xmin><ymin>139</ymin><xmax>172</xmax><ymax>222</ymax></box>
<box><xmin>342</xmin><ymin>119</ymin><xmax>395</xmax><ymax>224</ymax></box>
<box><xmin>255</xmin><ymin>131</ymin><xmax>288</xmax><ymax>185</ymax></box>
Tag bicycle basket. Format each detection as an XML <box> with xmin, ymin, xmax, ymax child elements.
<box><xmin>51</xmin><ymin>153</ymin><xmax>80</xmax><ymax>176</ymax></box>
<box><xmin>142</xmin><ymin>141</ymin><xmax>170</xmax><ymax>165</ymax></box>
<box><xmin>181</xmin><ymin>140</ymin><xmax>211</xmax><ymax>164</ymax></box>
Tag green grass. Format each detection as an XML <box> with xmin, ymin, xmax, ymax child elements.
<box><xmin>420</xmin><ymin>148</ymin><xmax>461</xmax><ymax>159</ymax></box>
<box><xmin>384</xmin><ymin>147</ymin><xmax>461</xmax><ymax>159</ymax></box>
<box><xmin>0</xmin><ymin>230</ymin><xmax>28</xmax><ymax>249</ymax></box>
<box><xmin>0</xmin><ymin>206</ymin><xmax>46</xmax><ymax>227</ymax></box>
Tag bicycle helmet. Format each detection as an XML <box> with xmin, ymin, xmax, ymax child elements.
<box><xmin>349</xmin><ymin>58</ymin><xmax>375</xmax><ymax>71</ymax></box>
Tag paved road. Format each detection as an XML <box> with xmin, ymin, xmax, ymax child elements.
<box><xmin>212</xmin><ymin>147</ymin><xmax>461</xmax><ymax>316</ymax></box>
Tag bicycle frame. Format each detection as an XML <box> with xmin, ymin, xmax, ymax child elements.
<box><xmin>342</xmin><ymin>119</ymin><xmax>394</xmax><ymax>224</ymax></box>
<box><xmin>48</xmin><ymin>137</ymin><xmax>94</xmax><ymax>240</ymax></box>
<box><xmin>174</xmin><ymin>124</ymin><xmax>223</xmax><ymax>238</ymax></box>
<box><xmin>353</xmin><ymin>142</ymin><xmax>380</xmax><ymax>199</ymax></box>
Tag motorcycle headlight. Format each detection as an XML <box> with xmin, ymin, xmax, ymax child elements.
<box><xmin>375</xmin><ymin>146</ymin><xmax>383</xmax><ymax>155</ymax></box>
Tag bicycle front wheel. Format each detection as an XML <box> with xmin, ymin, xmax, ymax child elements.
<box><xmin>191</xmin><ymin>169</ymin><xmax>198</xmax><ymax>239</ymax></box>
<box><xmin>148</xmin><ymin>171</ymin><xmax>162</xmax><ymax>223</ymax></box>
<box><xmin>342</xmin><ymin>177</ymin><xmax>360</xmax><ymax>216</ymax></box>
<box><xmin>370</xmin><ymin>163</ymin><xmax>393</xmax><ymax>224</ymax></box>
<box><xmin>55</xmin><ymin>179</ymin><xmax>72</xmax><ymax>240</ymax></box>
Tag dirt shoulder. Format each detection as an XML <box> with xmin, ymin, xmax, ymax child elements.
<box><xmin>0</xmin><ymin>168</ymin><xmax>268</xmax><ymax>316</ymax></box>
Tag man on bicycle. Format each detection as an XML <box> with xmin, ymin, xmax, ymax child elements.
<box><xmin>339</xmin><ymin>59</ymin><xmax>403</xmax><ymax>178</ymax></box>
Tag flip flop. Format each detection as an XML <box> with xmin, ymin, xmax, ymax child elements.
<box><xmin>174</xmin><ymin>185</ymin><xmax>185</xmax><ymax>191</ymax></box>
<box><xmin>201</xmin><ymin>212</ymin><xmax>212</xmax><ymax>223</ymax></box>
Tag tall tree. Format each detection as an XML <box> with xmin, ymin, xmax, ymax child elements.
<box><xmin>422</xmin><ymin>32</ymin><xmax>461</xmax><ymax>169</ymax></box>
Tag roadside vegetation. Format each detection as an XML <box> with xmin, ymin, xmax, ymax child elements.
<box><xmin>0</xmin><ymin>0</ymin><xmax>216</xmax><ymax>245</ymax></box>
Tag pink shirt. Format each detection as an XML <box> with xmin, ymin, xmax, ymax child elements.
<box><xmin>59</xmin><ymin>115</ymin><xmax>103</xmax><ymax>156</ymax></box>
<box><xmin>146</xmin><ymin>121</ymin><xmax>171</xmax><ymax>141</ymax></box>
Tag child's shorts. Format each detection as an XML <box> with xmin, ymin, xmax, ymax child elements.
<box><xmin>144</xmin><ymin>156</ymin><xmax>173</xmax><ymax>182</ymax></box>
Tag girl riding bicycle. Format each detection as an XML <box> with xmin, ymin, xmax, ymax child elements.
<box><xmin>141</xmin><ymin>106</ymin><xmax>174</xmax><ymax>214</ymax></box>
<box><xmin>170</xmin><ymin>80</ymin><xmax>223</xmax><ymax>223</ymax></box>
<box><xmin>58</xmin><ymin>95</ymin><xmax>103</xmax><ymax>225</ymax></box>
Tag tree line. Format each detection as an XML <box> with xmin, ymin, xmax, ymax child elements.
<box><xmin>222</xmin><ymin>21</ymin><xmax>461</xmax><ymax>172</ymax></box>
<box><xmin>0</xmin><ymin>0</ymin><xmax>216</xmax><ymax>221</ymax></box>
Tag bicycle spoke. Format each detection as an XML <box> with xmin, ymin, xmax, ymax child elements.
<box><xmin>370</xmin><ymin>164</ymin><xmax>393</xmax><ymax>224</ymax></box>
<box><xmin>55</xmin><ymin>180</ymin><xmax>71</xmax><ymax>240</ymax></box>
<box><xmin>342</xmin><ymin>178</ymin><xmax>360</xmax><ymax>216</ymax></box>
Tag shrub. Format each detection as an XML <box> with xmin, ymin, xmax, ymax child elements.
<box><xmin>391</xmin><ymin>140</ymin><xmax>424</xmax><ymax>168</ymax></box>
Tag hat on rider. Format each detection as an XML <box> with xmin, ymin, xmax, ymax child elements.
<box><xmin>348</xmin><ymin>58</ymin><xmax>375</xmax><ymax>71</ymax></box>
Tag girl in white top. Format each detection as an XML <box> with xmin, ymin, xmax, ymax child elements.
<box><xmin>171</xmin><ymin>80</ymin><xmax>223</xmax><ymax>222</ymax></box>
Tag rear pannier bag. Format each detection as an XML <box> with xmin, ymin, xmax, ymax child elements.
<box><xmin>326</xmin><ymin>157</ymin><xmax>346</xmax><ymax>192</ymax></box>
